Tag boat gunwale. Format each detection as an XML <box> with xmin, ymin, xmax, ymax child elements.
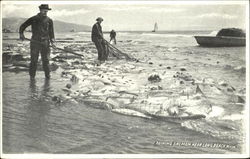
<box><xmin>194</xmin><ymin>35</ymin><xmax>246</xmax><ymax>40</ymax></box>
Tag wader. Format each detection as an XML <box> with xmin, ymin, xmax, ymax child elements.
<box><xmin>93</xmin><ymin>39</ymin><xmax>107</xmax><ymax>61</ymax></box>
<box><xmin>30</xmin><ymin>39</ymin><xmax>50</xmax><ymax>78</ymax></box>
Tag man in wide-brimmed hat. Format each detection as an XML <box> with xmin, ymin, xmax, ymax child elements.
<box><xmin>91</xmin><ymin>17</ymin><xmax>107</xmax><ymax>61</ymax></box>
<box><xmin>19</xmin><ymin>4</ymin><xmax>55</xmax><ymax>79</ymax></box>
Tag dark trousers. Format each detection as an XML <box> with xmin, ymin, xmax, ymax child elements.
<box><xmin>110</xmin><ymin>37</ymin><xmax>116</xmax><ymax>44</ymax></box>
<box><xmin>30</xmin><ymin>40</ymin><xmax>50</xmax><ymax>78</ymax></box>
<box><xmin>93</xmin><ymin>39</ymin><xmax>107</xmax><ymax>61</ymax></box>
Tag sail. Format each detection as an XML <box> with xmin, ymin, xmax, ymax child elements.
<box><xmin>152</xmin><ymin>22</ymin><xmax>158</xmax><ymax>32</ymax></box>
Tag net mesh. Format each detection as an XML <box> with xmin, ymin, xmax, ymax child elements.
<box><xmin>104</xmin><ymin>40</ymin><xmax>136</xmax><ymax>61</ymax></box>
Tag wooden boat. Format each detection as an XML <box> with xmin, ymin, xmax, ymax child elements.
<box><xmin>194</xmin><ymin>36</ymin><xmax>246</xmax><ymax>47</ymax></box>
<box><xmin>194</xmin><ymin>28</ymin><xmax>246</xmax><ymax>47</ymax></box>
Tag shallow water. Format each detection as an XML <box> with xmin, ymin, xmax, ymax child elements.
<box><xmin>2</xmin><ymin>31</ymin><xmax>246</xmax><ymax>154</ymax></box>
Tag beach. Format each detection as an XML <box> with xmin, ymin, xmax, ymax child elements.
<box><xmin>2</xmin><ymin>31</ymin><xmax>246</xmax><ymax>154</ymax></box>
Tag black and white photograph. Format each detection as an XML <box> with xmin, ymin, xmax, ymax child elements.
<box><xmin>1</xmin><ymin>0</ymin><xmax>249</xmax><ymax>158</ymax></box>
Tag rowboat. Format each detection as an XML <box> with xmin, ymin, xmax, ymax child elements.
<box><xmin>194</xmin><ymin>28</ymin><xmax>246</xmax><ymax>47</ymax></box>
<box><xmin>194</xmin><ymin>36</ymin><xmax>246</xmax><ymax>47</ymax></box>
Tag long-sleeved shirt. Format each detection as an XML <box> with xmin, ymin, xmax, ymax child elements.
<box><xmin>91</xmin><ymin>22</ymin><xmax>103</xmax><ymax>42</ymax></box>
<box><xmin>19</xmin><ymin>13</ymin><xmax>54</xmax><ymax>41</ymax></box>
<box><xmin>110</xmin><ymin>31</ymin><xmax>116</xmax><ymax>38</ymax></box>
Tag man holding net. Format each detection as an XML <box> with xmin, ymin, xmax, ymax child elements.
<box><xmin>91</xmin><ymin>17</ymin><xmax>108</xmax><ymax>61</ymax></box>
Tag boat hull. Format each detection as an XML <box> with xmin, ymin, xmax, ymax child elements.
<box><xmin>194</xmin><ymin>36</ymin><xmax>245</xmax><ymax>47</ymax></box>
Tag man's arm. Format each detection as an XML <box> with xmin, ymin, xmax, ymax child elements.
<box><xmin>92</xmin><ymin>23</ymin><xmax>103</xmax><ymax>40</ymax></box>
<box><xmin>19</xmin><ymin>17</ymin><xmax>33</xmax><ymax>40</ymax></box>
<box><xmin>96</xmin><ymin>24</ymin><xmax>103</xmax><ymax>39</ymax></box>
<box><xmin>49</xmin><ymin>19</ymin><xmax>55</xmax><ymax>44</ymax></box>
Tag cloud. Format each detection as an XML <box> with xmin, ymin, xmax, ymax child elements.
<box><xmin>148</xmin><ymin>8</ymin><xmax>185</xmax><ymax>13</ymax></box>
<box><xmin>50</xmin><ymin>9</ymin><xmax>90</xmax><ymax>18</ymax></box>
<box><xmin>197</xmin><ymin>13</ymin><xmax>237</xmax><ymax>19</ymax></box>
<box><xmin>2</xmin><ymin>4</ymin><xmax>90</xmax><ymax>19</ymax></box>
<box><xmin>102</xmin><ymin>6</ymin><xmax>185</xmax><ymax>13</ymax></box>
<box><xmin>2</xmin><ymin>4</ymin><xmax>37</xmax><ymax>18</ymax></box>
<box><xmin>102</xmin><ymin>6</ymin><xmax>151</xmax><ymax>11</ymax></box>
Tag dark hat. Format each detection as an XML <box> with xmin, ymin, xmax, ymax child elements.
<box><xmin>39</xmin><ymin>4</ymin><xmax>51</xmax><ymax>10</ymax></box>
<box><xmin>96</xmin><ymin>17</ymin><xmax>104</xmax><ymax>22</ymax></box>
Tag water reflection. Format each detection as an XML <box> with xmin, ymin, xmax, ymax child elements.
<box><xmin>29</xmin><ymin>78</ymin><xmax>38</xmax><ymax>99</ymax></box>
<box><xmin>43</xmin><ymin>79</ymin><xmax>50</xmax><ymax>92</ymax></box>
<box><xmin>24</xmin><ymin>79</ymin><xmax>52</xmax><ymax>152</ymax></box>
<box><xmin>29</xmin><ymin>78</ymin><xmax>51</xmax><ymax>100</ymax></box>
<box><xmin>41</xmin><ymin>79</ymin><xmax>51</xmax><ymax>100</ymax></box>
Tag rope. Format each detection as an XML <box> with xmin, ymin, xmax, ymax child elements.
<box><xmin>24</xmin><ymin>38</ymin><xmax>84</xmax><ymax>57</ymax></box>
<box><xmin>24</xmin><ymin>38</ymin><xmax>137</xmax><ymax>61</ymax></box>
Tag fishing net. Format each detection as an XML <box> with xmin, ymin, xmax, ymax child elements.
<box><xmin>104</xmin><ymin>40</ymin><xmax>136</xmax><ymax>61</ymax></box>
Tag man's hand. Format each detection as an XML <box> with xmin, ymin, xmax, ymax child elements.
<box><xmin>50</xmin><ymin>38</ymin><xmax>56</xmax><ymax>46</ymax></box>
<box><xmin>101</xmin><ymin>39</ymin><xmax>106</xmax><ymax>45</ymax></box>
<box><xmin>19</xmin><ymin>34</ymin><xmax>25</xmax><ymax>41</ymax></box>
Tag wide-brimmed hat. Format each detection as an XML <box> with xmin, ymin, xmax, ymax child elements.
<box><xmin>39</xmin><ymin>4</ymin><xmax>51</xmax><ymax>10</ymax></box>
<box><xmin>96</xmin><ymin>17</ymin><xmax>104</xmax><ymax>22</ymax></box>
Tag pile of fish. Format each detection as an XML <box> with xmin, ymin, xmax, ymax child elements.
<box><xmin>3</xmin><ymin>38</ymin><xmax>246</xmax><ymax>121</ymax></box>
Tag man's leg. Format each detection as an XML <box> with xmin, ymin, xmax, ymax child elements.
<box><xmin>101</xmin><ymin>41</ymin><xmax>108</xmax><ymax>61</ymax></box>
<box><xmin>105</xmin><ymin>42</ymin><xmax>109</xmax><ymax>60</ymax></box>
<box><xmin>94</xmin><ymin>40</ymin><xmax>104</xmax><ymax>60</ymax></box>
<box><xmin>29</xmin><ymin>42</ymin><xmax>40</xmax><ymax>78</ymax></box>
<box><xmin>41</xmin><ymin>40</ymin><xmax>51</xmax><ymax>79</ymax></box>
<box><xmin>110</xmin><ymin>37</ymin><xmax>114</xmax><ymax>43</ymax></box>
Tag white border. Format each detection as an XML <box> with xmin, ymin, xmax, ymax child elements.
<box><xmin>1</xmin><ymin>153</ymin><xmax>250</xmax><ymax>158</ymax></box>
<box><xmin>1</xmin><ymin>0</ymin><xmax>249</xmax><ymax>158</ymax></box>
<box><xmin>244</xmin><ymin>0</ymin><xmax>250</xmax><ymax>157</ymax></box>
<box><xmin>0</xmin><ymin>0</ymin><xmax>2</xmax><ymax>158</ymax></box>
<box><xmin>1</xmin><ymin>0</ymin><xmax>249</xmax><ymax>5</ymax></box>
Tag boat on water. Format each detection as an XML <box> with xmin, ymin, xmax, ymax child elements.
<box><xmin>194</xmin><ymin>28</ymin><xmax>246</xmax><ymax>47</ymax></box>
<box><xmin>152</xmin><ymin>22</ymin><xmax>158</xmax><ymax>32</ymax></box>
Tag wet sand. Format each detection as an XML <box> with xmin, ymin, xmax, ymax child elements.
<box><xmin>2</xmin><ymin>31</ymin><xmax>246</xmax><ymax>153</ymax></box>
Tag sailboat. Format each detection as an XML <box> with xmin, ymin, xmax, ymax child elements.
<box><xmin>152</xmin><ymin>22</ymin><xmax>158</xmax><ymax>32</ymax></box>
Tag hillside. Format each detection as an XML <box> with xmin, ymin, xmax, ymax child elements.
<box><xmin>2</xmin><ymin>17</ymin><xmax>91</xmax><ymax>32</ymax></box>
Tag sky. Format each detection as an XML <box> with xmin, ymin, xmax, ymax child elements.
<box><xmin>2</xmin><ymin>1</ymin><xmax>247</xmax><ymax>31</ymax></box>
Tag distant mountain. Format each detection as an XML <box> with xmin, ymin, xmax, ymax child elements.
<box><xmin>53</xmin><ymin>20</ymin><xmax>91</xmax><ymax>32</ymax></box>
<box><xmin>2</xmin><ymin>17</ymin><xmax>91</xmax><ymax>32</ymax></box>
<box><xmin>2</xmin><ymin>17</ymin><xmax>24</xmax><ymax>32</ymax></box>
